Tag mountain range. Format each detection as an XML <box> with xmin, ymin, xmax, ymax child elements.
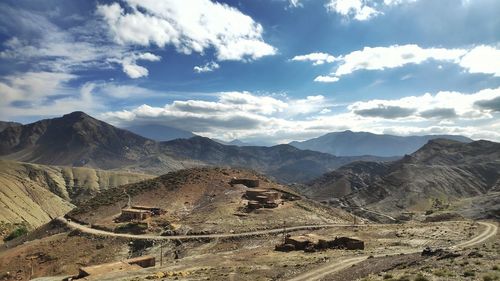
<box><xmin>0</xmin><ymin>112</ymin><xmax>393</xmax><ymax>183</ymax></box>
<box><xmin>290</xmin><ymin>130</ymin><xmax>472</xmax><ymax>157</ymax></box>
<box><xmin>303</xmin><ymin>139</ymin><xmax>500</xmax><ymax>220</ymax></box>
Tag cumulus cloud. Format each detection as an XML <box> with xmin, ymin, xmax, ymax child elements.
<box><xmin>102</xmin><ymin>91</ymin><xmax>333</xmax><ymax>138</ymax></box>
<box><xmin>325</xmin><ymin>0</ymin><xmax>379</xmax><ymax>21</ymax></box>
<box><xmin>475</xmin><ymin>96</ymin><xmax>500</xmax><ymax>112</ymax></box>
<box><xmin>459</xmin><ymin>45</ymin><xmax>500</xmax><ymax>77</ymax></box>
<box><xmin>419</xmin><ymin>108</ymin><xmax>458</xmax><ymax>119</ymax></box>
<box><xmin>291</xmin><ymin>52</ymin><xmax>337</xmax><ymax>65</ymax></box>
<box><xmin>97</xmin><ymin>0</ymin><xmax>276</xmax><ymax>62</ymax></box>
<box><xmin>297</xmin><ymin>44</ymin><xmax>500</xmax><ymax>82</ymax></box>
<box><xmin>101</xmin><ymin>87</ymin><xmax>500</xmax><ymax>143</ymax></box>
<box><xmin>349</xmin><ymin>87</ymin><xmax>500</xmax><ymax>120</ymax></box>
<box><xmin>120</xmin><ymin>52</ymin><xmax>161</xmax><ymax>78</ymax></box>
<box><xmin>325</xmin><ymin>0</ymin><xmax>417</xmax><ymax>21</ymax></box>
<box><xmin>194</xmin><ymin>62</ymin><xmax>220</xmax><ymax>73</ymax></box>
<box><xmin>353</xmin><ymin>105</ymin><xmax>416</xmax><ymax>118</ymax></box>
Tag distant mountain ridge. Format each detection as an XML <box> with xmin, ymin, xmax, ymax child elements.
<box><xmin>124</xmin><ymin>124</ymin><xmax>196</xmax><ymax>141</ymax></box>
<box><xmin>0</xmin><ymin>112</ymin><xmax>393</xmax><ymax>183</ymax></box>
<box><xmin>156</xmin><ymin>136</ymin><xmax>395</xmax><ymax>182</ymax></box>
<box><xmin>0</xmin><ymin>121</ymin><xmax>22</xmax><ymax>132</ymax></box>
<box><xmin>290</xmin><ymin>130</ymin><xmax>472</xmax><ymax>157</ymax></box>
<box><xmin>303</xmin><ymin>138</ymin><xmax>500</xmax><ymax>219</ymax></box>
<box><xmin>213</xmin><ymin>138</ymin><xmax>255</xmax><ymax>146</ymax></box>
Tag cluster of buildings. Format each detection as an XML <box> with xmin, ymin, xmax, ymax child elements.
<box><xmin>230</xmin><ymin>178</ymin><xmax>285</xmax><ymax>210</ymax></box>
<box><xmin>245</xmin><ymin>188</ymin><xmax>282</xmax><ymax>209</ymax></box>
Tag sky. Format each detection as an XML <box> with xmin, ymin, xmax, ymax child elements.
<box><xmin>0</xmin><ymin>0</ymin><xmax>499</xmax><ymax>144</ymax></box>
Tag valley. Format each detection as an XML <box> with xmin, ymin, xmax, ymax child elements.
<box><xmin>0</xmin><ymin>112</ymin><xmax>498</xmax><ymax>281</ymax></box>
<box><xmin>1</xmin><ymin>1</ymin><xmax>499</xmax><ymax>280</ymax></box>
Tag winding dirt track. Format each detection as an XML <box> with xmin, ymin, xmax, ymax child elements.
<box><xmin>286</xmin><ymin>221</ymin><xmax>498</xmax><ymax>281</ymax></box>
<box><xmin>56</xmin><ymin>218</ymin><xmax>497</xmax><ymax>281</ymax></box>
<box><xmin>57</xmin><ymin>217</ymin><xmax>371</xmax><ymax>241</ymax></box>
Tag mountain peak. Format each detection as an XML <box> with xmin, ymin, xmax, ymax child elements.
<box><xmin>62</xmin><ymin>111</ymin><xmax>91</xmax><ymax>120</ymax></box>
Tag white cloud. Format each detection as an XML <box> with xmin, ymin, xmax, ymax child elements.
<box><xmin>97</xmin><ymin>0</ymin><xmax>276</xmax><ymax>62</ymax></box>
<box><xmin>0</xmin><ymin>6</ymin><xmax>163</xmax><ymax>80</ymax></box>
<box><xmin>325</xmin><ymin>0</ymin><xmax>379</xmax><ymax>21</ymax></box>
<box><xmin>0</xmin><ymin>72</ymin><xmax>101</xmax><ymax>119</ymax></box>
<box><xmin>335</xmin><ymin>44</ymin><xmax>466</xmax><ymax>76</ymax></box>
<box><xmin>0</xmin><ymin>72</ymin><xmax>76</xmax><ymax>105</ymax></box>
<box><xmin>102</xmin><ymin>91</ymin><xmax>332</xmax><ymax>136</ymax></box>
<box><xmin>120</xmin><ymin>52</ymin><xmax>161</xmax><ymax>78</ymax></box>
<box><xmin>289</xmin><ymin>0</ymin><xmax>303</xmax><ymax>8</ymax></box>
<box><xmin>349</xmin><ymin>87</ymin><xmax>500</xmax><ymax>120</ymax></box>
<box><xmin>194</xmin><ymin>61</ymin><xmax>220</xmax><ymax>73</ymax></box>
<box><xmin>324</xmin><ymin>0</ymin><xmax>417</xmax><ymax>21</ymax></box>
<box><xmin>102</xmin><ymin>87</ymin><xmax>500</xmax><ymax>144</ymax></box>
<box><xmin>299</xmin><ymin>44</ymin><xmax>500</xmax><ymax>82</ymax></box>
<box><xmin>314</xmin><ymin>75</ymin><xmax>340</xmax><ymax>83</ymax></box>
<box><xmin>291</xmin><ymin>52</ymin><xmax>337</xmax><ymax>65</ymax></box>
<box><xmin>459</xmin><ymin>45</ymin><xmax>500</xmax><ymax>77</ymax></box>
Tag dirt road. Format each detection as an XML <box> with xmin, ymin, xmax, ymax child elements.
<box><xmin>286</xmin><ymin>221</ymin><xmax>497</xmax><ymax>281</ymax></box>
<box><xmin>57</xmin><ymin>217</ymin><xmax>370</xmax><ymax>241</ymax></box>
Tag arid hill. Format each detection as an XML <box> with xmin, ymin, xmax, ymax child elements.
<box><xmin>0</xmin><ymin>159</ymin><xmax>153</xmax><ymax>237</ymax></box>
<box><xmin>304</xmin><ymin>139</ymin><xmax>500</xmax><ymax>219</ymax></box>
<box><xmin>68</xmin><ymin>168</ymin><xmax>353</xmax><ymax>234</ymax></box>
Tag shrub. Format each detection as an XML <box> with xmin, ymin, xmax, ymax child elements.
<box><xmin>464</xmin><ymin>271</ymin><xmax>475</xmax><ymax>277</ymax></box>
<box><xmin>3</xmin><ymin>226</ymin><xmax>28</xmax><ymax>242</ymax></box>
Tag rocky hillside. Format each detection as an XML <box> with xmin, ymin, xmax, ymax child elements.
<box><xmin>68</xmin><ymin>168</ymin><xmax>353</xmax><ymax>233</ymax></box>
<box><xmin>290</xmin><ymin>130</ymin><xmax>472</xmax><ymax>157</ymax></box>
<box><xmin>0</xmin><ymin>121</ymin><xmax>21</xmax><ymax>132</ymax></box>
<box><xmin>0</xmin><ymin>160</ymin><xmax>153</xmax><ymax>233</ymax></box>
<box><xmin>157</xmin><ymin>136</ymin><xmax>393</xmax><ymax>183</ymax></box>
<box><xmin>304</xmin><ymin>139</ymin><xmax>500</xmax><ymax>219</ymax></box>
<box><xmin>0</xmin><ymin>111</ymin><xmax>158</xmax><ymax>169</ymax></box>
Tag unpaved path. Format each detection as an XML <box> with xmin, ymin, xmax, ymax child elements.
<box><xmin>286</xmin><ymin>221</ymin><xmax>497</xmax><ymax>281</ymax></box>
<box><xmin>57</xmin><ymin>217</ymin><xmax>370</xmax><ymax>241</ymax></box>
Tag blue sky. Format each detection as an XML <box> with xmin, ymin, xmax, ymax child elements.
<box><xmin>0</xmin><ymin>0</ymin><xmax>499</xmax><ymax>144</ymax></box>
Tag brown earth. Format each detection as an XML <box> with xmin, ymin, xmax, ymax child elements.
<box><xmin>68</xmin><ymin>168</ymin><xmax>354</xmax><ymax>234</ymax></box>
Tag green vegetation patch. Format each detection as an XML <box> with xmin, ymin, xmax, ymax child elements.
<box><xmin>3</xmin><ymin>225</ymin><xmax>29</xmax><ymax>242</ymax></box>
